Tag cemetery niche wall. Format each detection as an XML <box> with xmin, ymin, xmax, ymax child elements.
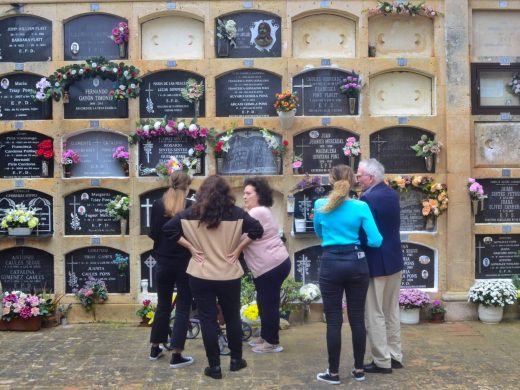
<box><xmin>475</xmin><ymin>234</ymin><xmax>520</xmax><ymax>279</ymax></box>
<box><xmin>294</xmin><ymin>245</ymin><xmax>322</xmax><ymax>285</ymax></box>
<box><xmin>293</xmin><ymin>184</ymin><xmax>331</xmax><ymax>235</ymax></box>
<box><xmin>0</xmin><ymin>247</ymin><xmax>54</xmax><ymax>292</ymax></box>
<box><xmin>65</xmin><ymin>246</ymin><xmax>130</xmax><ymax>293</ymax></box>
<box><xmin>140</xmin><ymin>250</ymin><xmax>158</xmax><ymax>293</ymax></box>
<box><xmin>0</xmin><ymin>73</ymin><xmax>52</xmax><ymax>120</ymax></box>
<box><xmin>0</xmin><ymin>15</ymin><xmax>52</xmax><ymax>62</ymax></box>
<box><xmin>474</xmin><ymin>122</ymin><xmax>520</xmax><ymax>166</ymax></box>
<box><xmin>0</xmin><ymin>189</ymin><xmax>53</xmax><ymax>236</ymax></box>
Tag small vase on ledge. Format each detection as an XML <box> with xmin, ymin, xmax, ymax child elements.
<box><xmin>348</xmin><ymin>97</ymin><xmax>357</xmax><ymax>115</ymax></box>
<box><xmin>348</xmin><ymin>155</ymin><xmax>356</xmax><ymax>169</ymax></box>
<box><xmin>8</xmin><ymin>227</ymin><xmax>32</xmax><ymax>236</ymax></box>
<box><xmin>194</xmin><ymin>100</ymin><xmax>200</xmax><ymax>118</ymax></box>
<box><xmin>424</xmin><ymin>216</ymin><xmax>436</xmax><ymax>231</ymax></box>
<box><xmin>63</xmin><ymin>164</ymin><xmax>71</xmax><ymax>178</ymax></box>
<box><xmin>424</xmin><ymin>155</ymin><xmax>434</xmax><ymax>172</ymax></box>
<box><xmin>120</xmin><ymin>218</ymin><xmax>128</xmax><ymax>236</ymax></box>
<box><xmin>277</xmin><ymin>110</ymin><xmax>296</xmax><ymax>130</ymax></box>
<box><xmin>216</xmin><ymin>157</ymin><xmax>224</xmax><ymax>173</ymax></box>
<box><xmin>42</xmin><ymin>160</ymin><xmax>49</xmax><ymax>177</ymax></box>
<box><xmin>118</xmin><ymin>42</ymin><xmax>127</xmax><ymax>58</ymax></box>
<box><xmin>275</xmin><ymin>156</ymin><xmax>282</xmax><ymax>175</ymax></box>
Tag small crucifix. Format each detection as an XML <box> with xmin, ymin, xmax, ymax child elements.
<box><xmin>141</xmin><ymin>198</ymin><xmax>153</xmax><ymax>227</ymax></box>
<box><xmin>292</xmin><ymin>78</ymin><xmax>313</xmax><ymax>115</ymax></box>
<box><xmin>144</xmin><ymin>255</ymin><xmax>157</xmax><ymax>288</ymax></box>
<box><xmin>371</xmin><ymin>134</ymin><xmax>387</xmax><ymax>156</ymax></box>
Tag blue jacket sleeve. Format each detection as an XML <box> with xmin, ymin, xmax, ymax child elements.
<box><xmin>360</xmin><ymin>202</ymin><xmax>383</xmax><ymax>247</ymax></box>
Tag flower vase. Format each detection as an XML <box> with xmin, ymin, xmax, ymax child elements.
<box><xmin>368</xmin><ymin>44</ymin><xmax>377</xmax><ymax>57</ymax></box>
<box><xmin>0</xmin><ymin>316</ymin><xmax>42</xmax><ymax>331</ymax></box>
<box><xmin>8</xmin><ymin>227</ymin><xmax>32</xmax><ymax>236</ymax></box>
<box><xmin>275</xmin><ymin>156</ymin><xmax>282</xmax><ymax>175</ymax></box>
<box><xmin>424</xmin><ymin>216</ymin><xmax>436</xmax><ymax>231</ymax></box>
<box><xmin>348</xmin><ymin>155</ymin><xmax>356</xmax><ymax>169</ymax></box>
<box><xmin>277</xmin><ymin>110</ymin><xmax>296</xmax><ymax>130</ymax></box>
<box><xmin>121</xmin><ymin>161</ymin><xmax>129</xmax><ymax>176</ymax></box>
<box><xmin>294</xmin><ymin>219</ymin><xmax>307</xmax><ymax>233</ymax></box>
<box><xmin>216</xmin><ymin>157</ymin><xmax>224</xmax><ymax>173</ymax></box>
<box><xmin>63</xmin><ymin>165</ymin><xmax>71</xmax><ymax>178</ymax></box>
<box><xmin>424</xmin><ymin>155</ymin><xmax>434</xmax><ymax>172</ymax></box>
<box><xmin>348</xmin><ymin>97</ymin><xmax>357</xmax><ymax>115</ymax></box>
<box><xmin>62</xmin><ymin>91</ymin><xmax>69</xmax><ymax>104</ymax></box>
<box><xmin>399</xmin><ymin>307</ymin><xmax>420</xmax><ymax>324</ymax></box>
<box><xmin>118</xmin><ymin>42</ymin><xmax>127</xmax><ymax>58</ymax></box>
<box><xmin>194</xmin><ymin>100</ymin><xmax>200</xmax><ymax>118</ymax></box>
<box><xmin>217</xmin><ymin>39</ymin><xmax>229</xmax><ymax>57</ymax></box>
<box><xmin>293</xmin><ymin>167</ymin><xmax>303</xmax><ymax>175</ymax></box>
<box><xmin>478</xmin><ymin>304</ymin><xmax>503</xmax><ymax>324</ymax></box>
<box><xmin>120</xmin><ymin>218</ymin><xmax>128</xmax><ymax>236</ymax></box>
<box><xmin>302</xmin><ymin>304</ymin><xmax>311</xmax><ymax>323</ymax></box>
<box><xmin>430</xmin><ymin>313</ymin><xmax>445</xmax><ymax>323</ymax></box>
<box><xmin>471</xmin><ymin>199</ymin><xmax>480</xmax><ymax>216</ymax></box>
<box><xmin>42</xmin><ymin>160</ymin><xmax>49</xmax><ymax>177</ymax></box>
<box><xmin>41</xmin><ymin>101</ymin><xmax>51</xmax><ymax>118</ymax></box>
<box><xmin>195</xmin><ymin>158</ymin><xmax>202</xmax><ymax>174</ymax></box>
<box><xmin>116</xmin><ymin>99</ymin><xmax>128</xmax><ymax>118</ymax></box>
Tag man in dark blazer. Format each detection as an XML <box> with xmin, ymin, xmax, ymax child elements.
<box><xmin>357</xmin><ymin>158</ymin><xmax>404</xmax><ymax>374</ymax></box>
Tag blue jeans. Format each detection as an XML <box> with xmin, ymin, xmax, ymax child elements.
<box><xmin>319</xmin><ymin>245</ymin><xmax>370</xmax><ymax>372</ymax></box>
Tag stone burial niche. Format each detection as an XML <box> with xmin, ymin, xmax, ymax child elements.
<box><xmin>471</xmin><ymin>10</ymin><xmax>520</xmax><ymax>60</ymax></box>
<box><xmin>0</xmin><ymin>247</ymin><xmax>54</xmax><ymax>293</ymax></box>
<box><xmin>368</xmin><ymin>13</ymin><xmax>434</xmax><ymax>58</ymax></box>
<box><xmin>369</xmin><ymin>71</ymin><xmax>434</xmax><ymax>116</ymax></box>
<box><xmin>291</xmin><ymin>12</ymin><xmax>356</xmax><ymax>59</ymax></box>
<box><xmin>0</xmin><ymin>15</ymin><xmax>52</xmax><ymax>63</ymax></box>
<box><xmin>0</xmin><ymin>131</ymin><xmax>54</xmax><ymax>178</ymax></box>
<box><xmin>65</xmin><ymin>246</ymin><xmax>130</xmax><ymax>294</ymax></box>
<box><xmin>141</xmin><ymin>14</ymin><xmax>204</xmax><ymax>60</ymax></box>
<box><xmin>63</xmin><ymin>13</ymin><xmax>128</xmax><ymax>60</ymax></box>
<box><xmin>400</xmin><ymin>242</ymin><xmax>436</xmax><ymax>290</ymax></box>
<box><xmin>62</xmin><ymin>130</ymin><xmax>129</xmax><ymax>178</ymax></box>
<box><xmin>140</xmin><ymin>70</ymin><xmax>205</xmax><ymax>118</ymax></box>
<box><xmin>0</xmin><ymin>72</ymin><xmax>52</xmax><ymax>121</ymax></box>
<box><xmin>474</xmin><ymin>122</ymin><xmax>520</xmax><ymax>166</ymax></box>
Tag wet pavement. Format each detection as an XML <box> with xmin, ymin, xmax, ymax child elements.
<box><xmin>0</xmin><ymin>319</ymin><xmax>519</xmax><ymax>389</ymax></box>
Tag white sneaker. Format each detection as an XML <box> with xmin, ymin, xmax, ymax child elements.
<box><xmin>316</xmin><ymin>369</ymin><xmax>340</xmax><ymax>385</ymax></box>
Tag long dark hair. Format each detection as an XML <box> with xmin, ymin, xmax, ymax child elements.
<box><xmin>192</xmin><ymin>175</ymin><xmax>235</xmax><ymax>229</ymax></box>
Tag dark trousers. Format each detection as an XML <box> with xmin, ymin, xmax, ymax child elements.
<box><xmin>149</xmin><ymin>261</ymin><xmax>192</xmax><ymax>351</ymax></box>
<box><xmin>253</xmin><ymin>258</ymin><xmax>291</xmax><ymax>345</ymax></box>
<box><xmin>319</xmin><ymin>245</ymin><xmax>370</xmax><ymax>372</ymax></box>
<box><xmin>189</xmin><ymin>276</ymin><xmax>242</xmax><ymax>367</ymax></box>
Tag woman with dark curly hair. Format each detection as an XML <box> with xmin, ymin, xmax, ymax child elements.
<box><xmin>242</xmin><ymin>177</ymin><xmax>290</xmax><ymax>353</ymax></box>
<box><xmin>163</xmin><ymin>175</ymin><xmax>263</xmax><ymax>380</ymax></box>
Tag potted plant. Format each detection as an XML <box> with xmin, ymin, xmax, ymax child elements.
<box><xmin>292</xmin><ymin>154</ymin><xmax>303</xmax><ymax>174</ymax></box>
<box><xmin>468</xmin><ymin>280</ymin><xmax>517</xmax><ymax>324</ymax></box>
<box><xmin>429</xmin><ymin>299</ymin><xmax>447</xmax><ymax>323</ymax></box>
<box><xmin>180</xmin><ymin>78</ymin><xmax>204</xmax><ymax>118</ymax></box>
<box><xmin>105</xmin><ymin>195</ymin><xmax>130</xmax><ymax>235</ymax></box>
<box><xmin>136</xmin><ymin>299</ymin><xmax>155</xmax><ymax>326</ymax></box>
<box><xmin>260</xmin><ymin>128</ymin><xmax>288</xmax><ymax>174</ymax></box>
<box><xmin>339</xmin><ymin>76</ymin><xmax>362</xmax><ymax>115</ymax></box>
<box><xmin>299</xmin><ymin>283</ymin><xmax>321</xmax><ymax>323</ymax></box>
<box><xmin>216</xmin><ymin>18</ymin><xmax>237</xmax><ymax>56</ymax></box>
<box><xmin>467</xmin><ymin>178</ymin><xmax>487</xmax><ymax>216</ymax></box>
<box><xmin>110</xmin><ymin>21</ymin><xmax>129</xmax><ymax>58</ymax></box>
<box><xmin>273</xmin><ymin>91</ymin><xmax>299</xmax><ymax>129</ymax></box>
<box><xmin>0</xmin><ymin>291</ymin><xmax>48</xmax><ymax>331</ymax></box>
<box><xmin>39</xmin><ymin>292</ymin><xmax>64</xmax><ymax>328</ymax></box>
<box><xmin>1</xmin><ymin>203</ymin><xmax>39</xmax><ymax>236</ymax></box>
<box><xmin>73</xmin><ymin>276</ymin><xmax>109</xmax><ymax>321</ymax></box>
<box><xmin>410</xmin><ymin>134</ymin><xmax>443</xmax><ymax>172</ymax></box>
<box><xmin>279</xmin><ymin>277</ymin><xmax>303</xmax><ymax>321</ymax></box>
<box><xmin>342</xmin><ymin>137</ymin><xmax>361</xmax><ymax>167</ymax></box>
<box><xmin>35</xmin><ymin>139</ymin><xmax>54</xmax><ymax>177</ymax></box>
<box><xmin>61</xmin><ymin>149</ymin><xmax>80</xmax><ymax>178</ymax></box>
<box><xmin>399</xmin><ymin>289</ymin><xmax>431</xmax><ymax>324</ymax></box>
<box><xmin>112</xmin><ymin>145</ymin><xmax>130</xmax><ymax>176</ymax></box>
<box><xmin>58</xmin><ymin>303</ymin><xmax>72</xmax><ymax>326</ymax></box>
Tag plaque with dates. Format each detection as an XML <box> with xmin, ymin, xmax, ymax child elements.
<box><xmin>0</xmin><ymin>247</ymin><xmax>54</xmax><ymax>292</ymax></box>
<box><xmin>0</xmin><ymin>16</ymin><xmax>52</xmax><ymax>62</ymax></box>
<box><xmin>401</xmin><ymin>242</ymin><xmax>436</xmax><ymax>289</ymax></box>
<box><xmin>475</xmin><ymin>234</ymin><xmax>520</xmax><ymax>278</ymax></box>
<box><xmin>293</xmin><ymin>245</ymin><xmax>322</xmax><ymax>285</ymax></box>
<box><xmin>293</xmin><ymin>185</ymin><xmax>331</xmax><ymax>235</ymax></box>
<box><xmin>399</xmin><ymin>189</ymin><xmax>432</xmax><ymax>232</ymax></box>
<box><xmin>475</xmin><ymin>179</ymin><xmax>520</xmax><ymax>223</ymax></box>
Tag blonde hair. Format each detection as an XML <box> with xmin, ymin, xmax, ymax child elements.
<box><xmin>320</xmin><ymin>165</ymin><xmax>354</xmax><ymax>213</ymax></box>
<box><xmin>162</xmin><ymin>171</ymin><xmax>192</xmax><ymax>217</ymax></box>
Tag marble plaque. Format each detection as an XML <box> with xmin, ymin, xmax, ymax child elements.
<box><xmin>399</xmin><ymin>189</ymin><xmax>432</xmax><ymax>232</ymax></box>
<box><xmin>0</xmin><ymin>189</ymin><xmax>53</xmax><ymax>236</ymax></box>
<box><xmin>475</xmin><ymin>234</ymin><xmax>520</xmax><ymax>279</ymax></box>
<box><xmin>140</xmin><ymin>70</ymin><xmax>205</xmax><ymax>118</ymax></box>
<box><xmin>368</xmin><ymin>15</ymin><xmax>433</xmax><ymax>57</ymax></box>
<box><xmin>0</xmin><ymin>15</ymin><xmax>52</xmax><ymax>62</ymax></box>
<box><xmin>294</xmin><ymin>185</ymin><xmax>331</xmax><ymax>235</ymax></box>
<box><xmin>475</xmin><ymin>179</ymin><xmax>520</xmax><ymax>223</ymax></box>
<box><xmin>142</xmin><ymin>16</ymin><xmax>204</xmax><ymax>60</ymax></box>
<box><xmin>292</xmin><ymin>14</ymin><xmax>355</xmax><ymax>58</ymax></box>
<box><xmin>64</xmin><ymin>131</ymin><xmax>128</xmax><ymax>178</ymax></box>
<box><xmin>65</xmin><ymin>246</ymin><xmax>130</xmax><ymax>293</ymax></box>
<box><xmin>294</xmin><ymin>245</ymin><xmax>322</xmax><ymax>285</ymax></box>
<box><xmin>369</xmin><ymin>71</ymin><xmax>432</xmax><ymax>116</ymax></box>
<box><xmin>401</xmin><ymin>242</ymin><xmax>436</xmax><ymax>289</ymax></box>
<box><xmin>0</xmin><ymin>247</ymin><xmax>54</xmax><ymax>292</ymax></box>
<box><xmin>472</xmin><ymin>11</ymin><xmax>520</xmax><ymax>58</ymax></box>
<box><xmin>475</xmin><ymin>122</ymin><xmax>520</xmax><ymax>166</ymax></box>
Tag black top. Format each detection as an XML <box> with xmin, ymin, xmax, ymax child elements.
<box><xmin>148</xmin><ymin>198</ymin><xmax>192</xmax><ymax>263</ymax></box>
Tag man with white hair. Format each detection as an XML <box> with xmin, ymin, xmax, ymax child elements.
<box><xmin>357</xmin><ymin>158</ymin><xmax>404</xmax><ymax>374</ymax></box>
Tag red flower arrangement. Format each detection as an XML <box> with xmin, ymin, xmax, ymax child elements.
<box><xmin>36</xmin><ymin>139</ymin><xmax>54</xmax><ymax>160</ymax></box>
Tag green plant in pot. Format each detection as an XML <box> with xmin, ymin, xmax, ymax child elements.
<box><xmin>279</xmin><ymin>277</ymin><xmax>303</xmax><ymax>320</ymax></box>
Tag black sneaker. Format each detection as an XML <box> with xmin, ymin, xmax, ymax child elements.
<box><xmin>391</xmin><ymin>358</ymin><xmax>403</xmax><ymax>369</ymax></box>
<box><xmin>170</xmin><ymin>353</ymin><xmax>194</xmax><ymax>368</ymax></box>
<box><xmin>351</xmin><ymin>369</ymin><xmax>365</xmax><ymax>382</ymax></box>
<box><xmin>363</xmin><ymin>362</ymin><xmax>392</xmax><ymax>374</ymax></box>
<box><xmin>204</xmin><ymin>365</ymin><xmax>222</xmax><ymax>379</ymax></box>
<box><xmin>316</xmin><ymin>369</ymin><xmax>340</xmax><ymax>385</ymax></box>
<box><xmin>229</xmin><ymin>358</ymin><xmax>247</xmax><ymax>372</ymax></box>
<box><xmin>149</xmin><ymin>345</ymin><xmax>164</xmax><ymax>361</ymax></box>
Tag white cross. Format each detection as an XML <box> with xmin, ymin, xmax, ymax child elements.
<box><xmin>68</xmin><ymin>196</ymin><xmax>79</xmax><ymax>212</ymax></box>
<box><xmin>67</xmin><ymin>256</ymin><xmax>79</xmax><ymax>273</ymax></box>
<box><xmin>371</xmin><ymin>135</ymin><xmax>387</xmax><ymax>155</ymax></box>
<box><xmin>144</xmin><ymin>255</ymin><xmax>157</xmax><ymax>288</ymax></box>
<box><xmin>145</xmin><ymin>83</ymin><xmax>153</xmax><ymax>98</ymax></box>
<box><xmin>299</xmin><ymin>195</ymin><xmax>312</xmax><ymax>219</ymax></box>
<box><xmin>143</xmin><ymin>141</ymin><xmax>154</xmax><ymax>164</ymax></box>
<box><xmin>141</xmin><ymin>198</ymin><xmax>153</xmax><ymax>227</ymax></box>
<box><xmin>296</xmin><ymin>254</ymin><xmax>311</xmax><ymax>284</ymax></box>
<box><xmin>476</xmin><ymin>240</ymin><xmax>485</xmax><ymax>274</ymax></box>
<box><xmin>292</xmin><ymin>79</ymin><xmax>313</xmax><ymax>115</ymax></box>
<box><xmin>295</xmin><ymin>137</ymin><xmax>311</xmax><ymax>157</ymax></box>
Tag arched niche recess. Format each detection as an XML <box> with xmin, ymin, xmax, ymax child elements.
<box><xmin>0</xmin><ymin>15</ymin><xmax>52</xmax><ymax>62</ymax></box>
<box><xmin>369</xmin><ymin>71</ymin><xmax>433</xmax><ymax>116</ymax></box>
<box><xmin>292</xmin><ymin>12</ymin><xmax>356</xmax><ymax>58</ymax></box>
<box><xmin>368</xmin><ymin>15</ymin><xmax>433</xmax><ymax>57</ymax></box>
<box><xmin>141</xmin><ymin>15</ymin><xmax>204</xmax><ymax>60</ymax></box>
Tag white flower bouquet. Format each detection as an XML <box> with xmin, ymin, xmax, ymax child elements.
<box><xmin>299</xmin><ymin>283</ymin><xmax>321</xmax><ymax>304</ymax></box>
<box><xmin>105</xmin><ymin>195</ymin><xmax>130</xmax><ymax>220</ymax></box>
<box><xmin>1</xmin><ymin>203</ymin><xmax>39</xmax><ymax>229</ymax></box>
<box><xmin>468</xmin><ymin>280</ymin><xmax>517</xmax><ymax>307</ymax></box>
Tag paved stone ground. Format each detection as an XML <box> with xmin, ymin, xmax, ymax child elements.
<box><xmin>0</xmin><ymin>319</ymin><xmax>519</xmax><ymax>389</ymax></box>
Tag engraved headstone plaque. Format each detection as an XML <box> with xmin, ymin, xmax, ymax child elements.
<box><xmin>294</xmin><ymin>245</ymin><xmax>322</xmax><ymax>285</ymax></box>
<box><xmin>294</xmin><ymin>185</ymin><xmax>331</xmax><ymax>234</ymax></box>
<box><xmin>0</xmin><ymin>247</ymin><xmax>54</xmax><ymax>292</ymax></box>
<box><xmin>215</xmin><ymin>12</ymin><xmax>281</xmax><ymax>58</ymax></box>
<box><xmin>475</xmin><ymin>179</ymin><xmax>520</xmax><ymax>223</ymax></box>
<box><xmin>0</xmin><ymin>189</ymin><xmax>53</xmax><ymax>236</ymax></box>
<box><xmin>64</xmin><ymin>14</ymin><xmax>127</xmax><ymax>60</ymax></box>
<box><xmin>140</xmin><ymin>250</ymin><xmax>158</xmax><ymax>293</ymax></box>
<box><xmin>400</xmin><ymin>242</ymin><xmax>436</xmax><ymax>289</ymax></box>
<box><xmin>0</xmin><ymin>16</ymin><xmax>52</xmax><ymax>62</ymax></box>
<box><xmin>293</xmin><ymin>128</ymin><xmax>357</xmax><ymax>174</ymax></box>
<box><xmin>475</xmin><ymin>234</ymin><xmax>520</xmax><ymax>278</ymax></box>
<box><xmin>64</xmin><ymin>188</ymin><xmax>127</xmax><ymax>235</ymax></box>
<box><xmin>0</xmin><ymin>131</ymin><xmax>54</xmax><ymax>178</ymax></box>
<box><xmin>0</xmin><ymin>73</ymin><xmax>52</xmax><ymax>121</ymax></box>
<box><xmin>370</xmin><ymin>127</ymin><xmax>435</xmax><ymax>173</ymax></box>
<box><xmin>65</xmin><ymin>246</ymin><xmax>130</xmax><ymax>293</ymax></box>
<box><xmin>140</xmin><ymin>70</ymin><xmax>205</xmax><ymax>118</ymax></box>
<box><xmin>292</xmin><ymin>69</ymin><xmax>355</xmax><ymax>116</ymax></box>
<box><xmin>64</xmin><ymin>131</ymin><xmax>128</xmax><ymax>178</ymax></box>
<box><xmin>215</xmin><ymin>69</ymin><xmax>281</xmax><ymax>117</ymax></box>
<box><xmin>399</xmin><ymin>189</ymin><xmax>432</xmax><ymax>232</ymax></box>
